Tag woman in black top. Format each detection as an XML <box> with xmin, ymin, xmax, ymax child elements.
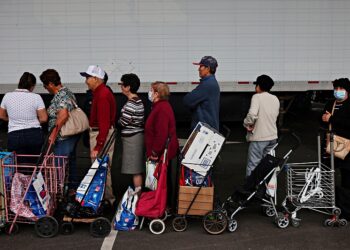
<box><xmin>321</xmin><ymin>78</ymin><xmax>350</xmax><ymax>188</ymax></box>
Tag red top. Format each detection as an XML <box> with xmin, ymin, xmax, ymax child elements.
<box><xmin>90</xmin><ymin>84</ymin><xmax>116</xmax><ymax>152</ymax></box>
<box><xmin>145</xmin><ymin>100</ymin><xmax>179</xmax><ymax>160</ymax></box>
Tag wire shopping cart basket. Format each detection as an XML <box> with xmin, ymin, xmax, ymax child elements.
<box><xmin>1</xmin><ymin>144</ymin><xmax>67</xmax><ymax>237</ymax></box>
<box><xmin>281</xmin><ymin>133</ymin><xmax>347</xmax><ymax>228</ymax></box>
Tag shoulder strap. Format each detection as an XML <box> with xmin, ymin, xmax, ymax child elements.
<box><xmin>329</xmin><ymin>101</ymin><xmax>337</xmax><ymax>131</ymax></box>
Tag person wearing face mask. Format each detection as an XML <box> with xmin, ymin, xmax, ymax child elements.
<box><xmin>145</xmin><ymin>81</ymin><xmax>179</xmax><ymax>162</ymax></box>
<box><xmin>145</xmin><ymin>82</ymin><xmax>179</xmax><ymax>210</ymax></box>
<box><xmin>321</xmin><ymin>78</ymin><xmax>350</xmax><ymax>188</ymax></box>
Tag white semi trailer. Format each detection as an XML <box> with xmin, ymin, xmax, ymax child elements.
<box><xmin>0</xmin><ymin>0</ymin><xmax>348</xmax><ymax>121</ymax></box>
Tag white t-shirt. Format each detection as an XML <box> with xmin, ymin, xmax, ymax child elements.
<box><xmin>1</xmin><ymin>89</ymin><xmax>45</xmax><ymax>133</ymax></box>
<box><xmin>243</xmin><ymin>92</ymin><xmax>280</xmax><ymax>142</ymax></box>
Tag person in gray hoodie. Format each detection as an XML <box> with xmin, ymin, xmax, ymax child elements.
<box><xmin>183</xmin><ymin>56</ymin><xmax>220</xmax><ymax>131</ymax></box>
<box><xmin>243</xmin><ymin>75</ymin><xmax>280</xmax><ymax>177</ymax></box>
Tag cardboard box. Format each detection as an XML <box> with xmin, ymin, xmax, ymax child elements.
<box><xmin>181</xmin><ymin>122</ymin><xmax>225</xmax><ymax>175</ymax></box>
<box><xmin>177</xmin><ymin>186</ymin><xmax>214</xmax><ymax>216</ymax></box>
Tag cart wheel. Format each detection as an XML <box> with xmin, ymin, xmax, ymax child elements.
<box><xmin>203</xmin><ymin>211</ymin><xmax>228</xmax><ymax>235</ymax></box>
<box><xmin>339</xmin><ymin>219</ymin><xmax>347</xmax><ymax>227</ymax></box>
<box><xmin>5</xmin><ymin>223</ymin><xmax>19</xmax><ymax>235</ymax></box>
<box><xmin>262</xmin><ymin>205</ymin><xmax>276</xmax><ymax>217</ymax></box>
<box><xmin>332</xmin><ymin>208</ymin><xmax>341</xmax><ymax>216</ymax></box>
<box><xmin>227</xmin><ymin>219</ymin><xmax>238</xmax><ymax>233</ymax></box>
<box><xmin>276</xmin><ymin>213</ymin><xmax>289</xmax><ymax>229</ymax></box>
<box><xmin>149</xmin><ymin>219</ymin><xmax>166</xmax><ymax>235</ymax></box>
<box><xmin>172</xmin><ymin>217</ymin><xmax>187</xmax><ymax>232</ymax></box>
<box><xmin>35</xmin><ymin>216</ymin><xmax>59</xmax><ymax>238</ymax></box>
<box><xmin>291</xmin><ymin>219</ymin><xmax>300</xmax><ymax>228</ymax></box>
<box><xmin>323</xmin><ymin>218</ymin><xmax>334</xmax><ymax>227</ymax></box>
<box><xmin>90</xmin><ymin>217</ymin><xmax>111</xmax><ymax>238</ymax></box>
<box><xmin>60</xmin><ymin>222</ymin><xmax>74</xmax><ymax>235</ymax></box>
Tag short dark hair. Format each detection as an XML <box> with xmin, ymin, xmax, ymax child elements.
<box><xmin>40</xmin><ymin>69</ymin><xmax>61</xmax><ymax>86</ymax></box>
<box><xmin>103</xmin><ymin>72</ymin><xmax>108</xmax><ymax>84</ymax></box>
<box><xmin>208</xmin><ymin>66</ymin><xmax>216</xmax><ymax>75</ymax></box>
<box><xmin>333</xmin><ymin>78</ymin><xmax>350</xmax><ymax>93</ymax></box>
<box><xmin>120</xmin><ymin>73</ymin><xmax>140</xmax><ymax>94</ymax></box>
<box><xmin>18</xmin><ymin>72</ymin><xmax>36</xmax><ymax>90</ymax></box>
<box><xmin>254</xmin><ymin>74</ymin><xmax>274</xmax><ymax>92</ymax></box>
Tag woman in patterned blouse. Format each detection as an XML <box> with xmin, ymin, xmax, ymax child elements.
<box><xmin>40</xmin><ymin>69</ymin><xmax>81</xmax><ymax>193</ymax></box>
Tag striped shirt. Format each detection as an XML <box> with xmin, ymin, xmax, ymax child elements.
<box><xmin>1</xmin><ymin>89</ymin><xmax>45</xmax><ymax>133</ymax></box>
<box><xmin>119</xmin><ymin>97</ymin><xmax>144</xmax><ymax>136</ymax></box>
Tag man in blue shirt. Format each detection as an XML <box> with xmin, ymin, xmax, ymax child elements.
<box><xmin>184</xmin><ymin>56</ymin><xmax>220</xmax><ymax>130</ymax></box>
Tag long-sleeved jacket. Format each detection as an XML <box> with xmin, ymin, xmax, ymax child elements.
<box><xmin>145</xmin><ymin>100</ymin><xmax>179</xmax><ymax>160</ymax></box>
<box><xmin>183</xmin><ymin>75</ymin><xmax>220</xmax><ymax>130</ymax></box>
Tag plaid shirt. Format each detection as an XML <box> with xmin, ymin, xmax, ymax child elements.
<box><xmin>47</xmin><ymin>86</ymin><xmax>76</xmax><ymax>139</ymax></box>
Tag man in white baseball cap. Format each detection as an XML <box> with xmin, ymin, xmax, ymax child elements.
<box><xmin>80</xmin><ymin>65</ymin><xmax>117</xmax><ymax>206</ymax></box>
<box><xmin>80</xmin><ymin>65</ymin><xmax>106</xmax><ymax>79</ymax></box>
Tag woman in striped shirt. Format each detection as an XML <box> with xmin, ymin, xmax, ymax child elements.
<box><xmin>119</xmin><ymin>73</ymin><xmax>145</xmax><ymax>190</ymax></box>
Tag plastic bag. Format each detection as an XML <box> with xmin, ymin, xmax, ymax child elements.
<box><xmin>114</xmin><ymin>187</ymin><xmax>139</xmax><ymax>231</ymax></box>
<box><xmin>76</xmin><ymin>156</ymin><xmax>108</xmax><ymax>213</ymax></box>
<box><xmin>179</xmin><ymin>165</ymin><xmax>212</xmax><ymax>187</ymax></box>
<box><xmin>10</xmin><ymin>173</ymin><xmax>37</xmax><ymax>220</ymax></box>
<box><xmin>145</xmin><ymin>160</ymin><xmax>158</xmax><ymax>190</ymax></box>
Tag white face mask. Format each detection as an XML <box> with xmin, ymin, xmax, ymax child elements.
<box><xmin>148</xmin><ymin>90</ymin><xmax>154</xmax><ymax>102</ymax></box>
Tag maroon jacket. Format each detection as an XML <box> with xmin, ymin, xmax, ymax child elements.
<box><xmin>90</xmin><ymin>84</ymin><xmax>116</xmax><ymax>152</ymax></box>
<box><xmin>145</xmin><ymin>100</ymin><xmax>179</xmax><ymax>160</ymax></box>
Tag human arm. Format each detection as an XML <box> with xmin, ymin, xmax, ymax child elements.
<box><xmin>49</xmin><ymin>108</ymin><xmax>69</xmax><ymax>144</ymax></box>
<box><xmin>0</xmin><ymin>108</ymin><xmax>8</xmax><ymax>121</ymax></box>
<box><xmin>37</xmin><ymin>108</ymin><xmax>48</xmax><ymax>123</ymax></box>
<box><xmin>92</xmin><ymin>95</ymin><xmax>113</xmax><ymax>157</ymax></box>
<box><xmin>119</xmin><ymin>101</ymin><xmax>133</xmax><ymax>127</ymax></box>
<box><xmin>243</xmin><ymin>94</ymin><xmax>259</xmax><ymax>130</ymax></box>
<box><xmin>183</xmin><ymin>84</ymin><xmax>208</xmax><ymax>109</ymax></box>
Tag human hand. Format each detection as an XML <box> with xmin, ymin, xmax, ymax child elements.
<box><xmin>322</xmin><ymin>111</ymin><xmax>331</xmax><ymax>122</ymax></box>
<box><xmin>90</xmin><ymin>150</ymin><xmax>99</xmax><ymax>160</ymax></box>
<box><xmin>246</xmin><ymin>125</ymin><xmax>254</xmax><ymax>132</ymax></box>
<box><xmin>149</xmin><ymin>155</ymin><xmax>159</xmax><ymax>161</ymax></box>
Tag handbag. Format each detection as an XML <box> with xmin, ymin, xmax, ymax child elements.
<box><xmin>326</xmin><ymin>101</ymin><xmax>350</xmax><ymax>160</ymax></box>
<box><xmin>60</xmin><ymin>99</ymin><xmax>89</xmax><ymax>137</ymax></box>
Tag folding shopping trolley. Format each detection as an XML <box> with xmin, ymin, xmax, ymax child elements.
<box><xmin>281</xmin><ymin>133</ymin><xmax>347</xmax><ymax>228</ymax></box>
<box><xmin>172</xmin><ymin>122</ymin><xmax>229</xmax><ymax>234</ymax></box>
<box><xmin>60</xmin><ymin>129</ymin><xmax>116</xmax><ymax>237</ymax></box>
<box><xmin>1</xmin><ymin>140</ymin><xmax>67</xmax><ymax>237</ymax></box>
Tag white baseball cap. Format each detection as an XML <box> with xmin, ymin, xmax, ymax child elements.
<box><xmin>80</xmin><ymin>65</ymin><xmax>105</xmax><ymax>79</ymax></box>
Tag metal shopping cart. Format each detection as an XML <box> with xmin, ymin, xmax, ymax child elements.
<box><xmin>1</xmin><ymin>141</ymin><xmax>67</xmax><ymax>237</ymax></box>
<box><xmin>280</xmin><ymin>133</ymin><xmax>347</xmax><ymax>228</ymax></box>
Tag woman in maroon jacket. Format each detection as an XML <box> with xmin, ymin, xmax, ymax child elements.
<box><xmin>145</xmin><ymin>81</ymin><xmax>179</xmax><ymax>162</ymax></box>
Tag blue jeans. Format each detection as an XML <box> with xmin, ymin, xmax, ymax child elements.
<box><xmin>7</xmin><ymin>128</ymin><xmax>44</xmax><ymax>164</ymax></box>
<box><xmin>246</xmin><ymin>139</ymin><xmax>277</xmax><ymax>177</ymax></box>
<box><xmin>54</xmin><ymin>134</ymin><xmax>80</xmax><ymax>189</ymax></box>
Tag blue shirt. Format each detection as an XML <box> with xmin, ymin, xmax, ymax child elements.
<box><xmin>183</xmin><ymin>75</ymin><xmax>220</xmax><ymax>130</ymax></box>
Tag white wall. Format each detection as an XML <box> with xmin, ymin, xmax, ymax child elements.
<box><xmin>1</xmin><ymin>0</ymin><xmax>350</xmax><ymax>85</ymax></box>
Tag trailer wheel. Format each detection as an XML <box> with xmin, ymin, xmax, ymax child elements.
<box><xmin>172</xmin><ymin>217</ymin><xmax>187</xmax><ymax>232</ymax></box>
<box><xmin>90</xmin><ymin>217</ymin><xmax>111</xmax><ymax>238</ymax></box>
<box><xmin>5</xmin><ymin>223</ymin><xmax>19</xmax><ymax>235</ymax></box>
<box><xmin>149</xmin><ymin>219</ymin><xmax>165</xmax><ymax>235</ymax></box>
<box><xmin>203</xmin><ymin>211</ymin><xmax>227</xmax><ymax>235</ymax></box>
<box><xmin>35</xmin><ymin>216</ymin><xmax>59</xmax><ymax>238</ymax></box>
<box><xmin>60</xmin><ymin>222</ymin><xmax>74</xmax><ymax>235</ymax></box>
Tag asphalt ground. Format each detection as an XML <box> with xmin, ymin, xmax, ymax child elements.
<box><xmin>0</xmin><ymin>107</ymin><xmax>349</xmax><ymax>250</ymax></box>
